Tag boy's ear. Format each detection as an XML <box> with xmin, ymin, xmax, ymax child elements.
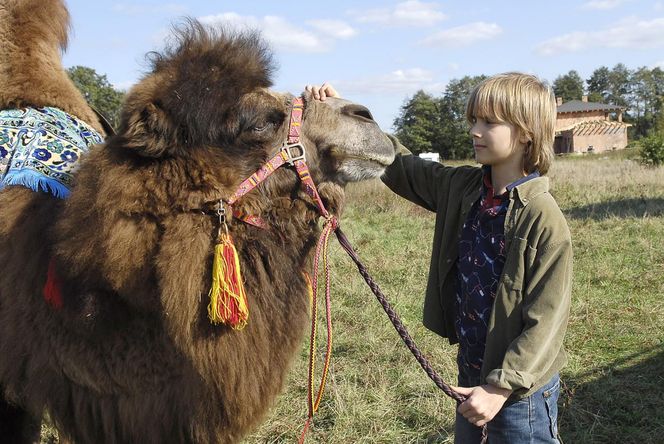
<box><xmin>518</xmin><ymin>130</ymin><xmax>531</xmax><ymax>145</ymax></box>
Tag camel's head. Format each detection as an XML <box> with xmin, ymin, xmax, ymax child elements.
<box><xmin>299</xmin><ymin>93</ymin><xmax>395</xmax><ymax>184</ymax></box>
<box><xmin>115</xmin><ymin>21</ymin><xmax>394</xmax><ymax>206</ymax></box>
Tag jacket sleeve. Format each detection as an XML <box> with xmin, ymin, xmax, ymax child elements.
<box><xmin>485</xmin><ymin>237</ymin><xmax>573</xmax><ymax>392</ymax></box>
<box><xmin>381</xmin><ymin>135</ymin><xmax>458</xmax><ymax>213</ymax></box>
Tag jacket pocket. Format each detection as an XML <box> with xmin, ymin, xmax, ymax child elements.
<box><xmin>500</xmin><ymin>237</ymin><xmax>528</xmax><ymax>294</ymax></box>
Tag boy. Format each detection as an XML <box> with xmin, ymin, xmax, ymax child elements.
<box><xmin>308</xmin><ymin>73</ymin><xmax>572</xmax><ymax>443</ymax></box>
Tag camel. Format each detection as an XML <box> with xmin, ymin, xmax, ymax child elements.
<box><xmin>0</xmin><ymin>1</ymin><xmax>395</xmax><ymax>443</ymax></box>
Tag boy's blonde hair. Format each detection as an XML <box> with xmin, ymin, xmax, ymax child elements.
<box><xmin>465</xmin><ymin>72</ymin><xmax>556</xmax><ymax>175</ymax></box>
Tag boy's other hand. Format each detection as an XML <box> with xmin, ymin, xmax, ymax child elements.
<box><xmin>305</xmin><ymin>82</ymin><xmax>340</xmax><ymax>101</ymax></box>
<box><xmin>452</xmin><ymin>384</ymin><xmax>512</xmax><ymax>427</ymax></box>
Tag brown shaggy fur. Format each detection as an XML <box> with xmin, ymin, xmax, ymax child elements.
<box><xmin>0</xmin><ymin>0</ymin><xmax>105</xmax><ymax>134</ymax></box>
<box><xmin>0</xmin><ymin>3</ymin><xmax>394</xmax><ymax>444</ymax></box>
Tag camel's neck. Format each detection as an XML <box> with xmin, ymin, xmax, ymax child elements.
<box><xmin>0</xmin><ymin>0</ymin><xmax>105</xmax><ymax>135</ymax></box>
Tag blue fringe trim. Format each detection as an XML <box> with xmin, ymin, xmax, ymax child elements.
<box><xmin>1</xmin><ymin>170</ymin><xmax>70</xmax><ymax>199</ymax></box>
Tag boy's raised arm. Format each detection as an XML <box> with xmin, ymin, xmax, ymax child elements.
<box><xmin>381</xmin><ymin>136</ymin><xmax>474</xmax><ymax>213</ymax></box>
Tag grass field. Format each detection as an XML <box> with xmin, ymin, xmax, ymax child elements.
<box><xmin>41</xmin><ymin>149</ymin><xmax>664</xmax><ymax>443</ymax></box>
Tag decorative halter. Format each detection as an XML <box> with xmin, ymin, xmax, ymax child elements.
<box><xmin>204</xmin><ymin>96</ymin><xmax>337</xmax><ymax>441</ymax></box>
<box><xmin>220</xmin><ymin>96</ymin><xmax>330</xmax><ymax>229</ymax></box>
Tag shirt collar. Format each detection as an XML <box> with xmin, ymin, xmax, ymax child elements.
<box><xmin>480</xmin><ymin>166</ymin><xmax>548</xmax><ymax>207</ymax></box>
<box><xmin>507</xmin><ymin>170</ymin><xmax>540</xmax><ymax>192</ymax></box>
<box><xmin>481</xmin><ymin>166</ymin><xmax>540</xmax><ymax>196</ymax></box>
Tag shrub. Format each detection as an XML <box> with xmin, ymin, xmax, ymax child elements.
<box><xmin>639</xmin><ymin>133</ymin><xmax>664</xmax><ymax>166</ymax></box>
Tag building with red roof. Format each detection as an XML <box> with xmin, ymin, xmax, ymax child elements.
<box><xmin>554</xmin><ymin>96</ymin><xmax>631</xmax><ymax>154</ymax></box>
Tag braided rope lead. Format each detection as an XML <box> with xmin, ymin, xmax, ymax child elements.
<box><xmin>299</xmin><ymin>218</ymin><xmax>337</xmax><ymax>444</ymax></box>
<box><xmin>334</xmin><ymin>227</ymin><xmax>488</xmax><ymax>443</ymax></box>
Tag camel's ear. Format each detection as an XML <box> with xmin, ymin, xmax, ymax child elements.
<box><xmin>119</xmin><ymin>101</ymin><xmax>181</xmax><ymax>158</ymax></box>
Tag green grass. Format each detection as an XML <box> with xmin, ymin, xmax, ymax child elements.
<box><xmin>246</xmin><ymin>155</ymin><xmax>664</xmax><ymax>444</ymax></box>
<box><xmin>40</xmin><ymin>155</ymin><xmax>664</xmax><ymax>443</ymax></box>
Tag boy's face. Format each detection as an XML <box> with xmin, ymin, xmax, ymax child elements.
<box><xmin>469</xmin><ymin>116</ymin><xmax>526</xmax><ymax>170</ymax></box>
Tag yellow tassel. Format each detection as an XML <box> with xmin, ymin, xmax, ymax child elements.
<box><xmin>208</xmin><ymin>232</ymin><xmax>249</xmax><ymax>329</ymax></box>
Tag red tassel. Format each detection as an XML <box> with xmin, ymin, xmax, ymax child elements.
<box><xmin>208</xmin><ymin>233</ymin><xmax>249</xmax><ymax>329</ymax></box>
<box><xmin>43</xmin><ymin>259</ymin><xmax>64</xmax><ymax>309</ymax></box>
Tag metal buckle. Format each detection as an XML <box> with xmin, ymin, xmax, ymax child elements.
<box><xmin>215</xmin><ymin>200</ymin><xmax>226</xmax><ymax>223</ymax></box>
<box><xmin>215</xmin><ymin>200</ymin><xmax>229</xmax><ymax>237</ymax></box>
<box><xmin>281</xmin><ymin>143</ymin><xmax>306</xmax><ymax>165</ymax></box>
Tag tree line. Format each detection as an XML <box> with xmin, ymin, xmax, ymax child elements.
<box><xmin>394</xmin><ymin>64</ymin><xmax>664</xmax><ymax>159</ymax></box>
<box><xmin>67</xmin><ymin>63</ymin><xmax>664</xmax><ymax>163</ymax></box>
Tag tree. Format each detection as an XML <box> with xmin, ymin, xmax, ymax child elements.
<box><xmin>650</xmin><ymin>67</ymin><xmax>664</xmax><ymax>134</ymax></box>
<box><xmin>655</xmin><ymin>110</ymin><xmax>664</xmax><ymax>135</ymax></box>
<box><xmin>586</xmin><ymin>66</ymin><xmax>611</xmax><ymax>103</ymax></box>
<box><xmin>553</xmin><ymin>70</ymin><xmax>584</xmax><ymax>102</ymax></box>
<box><xmin>630</xmin><ymin>66</ymin><xmax>657</xmax><ymax>137</ymax></box>
<box><xmin>66</xmin><ymin>66</ymin><xmax>124</xmax><ymax>130</ymax></box>
<box><xmin>393</xmin><ymin>90</ymin><xmax>441</xmax><ymax>156</ymax></box>
<box><xmin>437</xmin><ymin>75</ymin><xmax>487</xmax><ymax>159</ymax></box>
<box><xmin>607</xmin><ymin>63</ymin><xmax>632</xmax><ymax>108</ymax></box>
<box><xmin>393</xmin><ymin>76</ymin><xmax>487</xmax><ymax>160</ymax></box>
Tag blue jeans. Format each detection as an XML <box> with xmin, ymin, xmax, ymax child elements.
<box><xmin>454</xmin><ymin>374</ymin><xmax>561</xmax><ymax>444</ymax></box>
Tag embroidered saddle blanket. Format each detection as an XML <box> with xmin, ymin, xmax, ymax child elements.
<box><xmin>0</xmin><ymin>107</ymin><xmax>103</xmax><ymax>199</ymax></box>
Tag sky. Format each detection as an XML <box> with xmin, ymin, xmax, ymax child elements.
<box><xmin>62</xmin><ymin>0</ymin><xmax>664</xmax><ymax>131</ymax></box>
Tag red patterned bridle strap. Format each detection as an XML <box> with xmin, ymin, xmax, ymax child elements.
<box><xmin>225</xmin><ymin>96</ymin><xmax>330</xmax><ymax>221</ymax></box>
<box><xmin>221</xmin><ymin>96</ymin><xmax>336</xmax><ymax>442</ymax></box>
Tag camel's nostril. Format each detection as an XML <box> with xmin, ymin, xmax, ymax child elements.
<box><xmin>354</xmin><ymin>108</ymin><xmax>374</xmax><ymax>121</ymax></box>
<box><xmin>342</xmin><ymin>104</ymin><xmax>375</xmax><ymax>122</ymax></box>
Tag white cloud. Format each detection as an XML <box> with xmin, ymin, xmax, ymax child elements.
<box><xmin>536</xmin><ymin>17</ymin><xmax>664</xmax><ymax>55</ymax></box>
<box><xmin>333</xmin><ymin>68</ymin><xmax>446</xmax><ymax>95</ymax></box>
<box><xmin>113</xmin><ymin>3</ymin><xmax>188</xmax><ymax>15</ymax></box>
<box><xmin>420</xmin><ymin>22</ymin><xmax>503</xmax><ymax>48</ymax></box>
<box><xmin>581</xmin><ymin>0</ymin><xmax>627</xmax><ymax>10</ymax></box>
<box><xmin>351</xmin><ymin>1</ymin><xmax>447</xmax><ymax>27</ymax></box>
<box><xmin>306</xmin><ymin>20</ymin><xmax>357</xmax><ymax>39</ymax></box>
<box><xmin>199</xmin><ymin>13</ymin><xmax>328</xmax><ymax>53</ymax></box>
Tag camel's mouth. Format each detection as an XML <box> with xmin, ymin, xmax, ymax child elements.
<box><xmin>336</xmin><ymin>157</ymin><xmax>390</xmax><ymax>183</ymax></box>
<box><xmin>328</xmin><ymin>140</ymin><xmax>395</xmax><ymax>166</ymax></box>
<box><xmin>337</xmin><ymin>152</ymin><xmax>395</xmax><ymax>167</ymax></box>
<box><xmin>324</xmin><ymin>137</ymin><xmax>395</xmax><ymax>183</ymax></box>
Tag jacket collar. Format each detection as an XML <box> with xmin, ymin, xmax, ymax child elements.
<box><xmin>510</xmin><ymin>175</ymin><xmax>549</xmax><ymax>206</ymax></box>
<box><xmin>480</xmin><ymin>165</ymin><xmax>548</xmax><ymax>207</ymax></box>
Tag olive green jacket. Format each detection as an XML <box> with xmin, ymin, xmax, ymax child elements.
<box><xmin>381</xmin><ymin>145</ymin><xmax>572</xmax><ymax>398</ymax></box>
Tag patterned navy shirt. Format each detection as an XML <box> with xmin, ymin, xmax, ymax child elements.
<box><xmin>455</xmin><ymin>167</ymin><xmax>539</xmax><ymax>381</ymax></box>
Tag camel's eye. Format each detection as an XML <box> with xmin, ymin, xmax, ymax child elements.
<box><xmin>243</xmin><ymin>108</ymin><xmax>285</xmax><ymax>138</ymax></box>
<box><xmin>251</xmin><ymin>122</ymin><xmax>273</xmax><ymax>133</ymax></box>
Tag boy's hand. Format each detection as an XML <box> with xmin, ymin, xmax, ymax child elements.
<box><xmin>305</xmin><ymin>82</ymin><xmax>340</xmax><ymax>101</ymax></box>
<box><xmin>451</xmin><ymin>384</ymin><xmax>512</xmax><ymax>427</ymax></box>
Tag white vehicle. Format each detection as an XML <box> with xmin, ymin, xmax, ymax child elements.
<box><xmin>418</xmin><ymin>152</ymin><xmax>440</xmax><ymax>162</ymax></box>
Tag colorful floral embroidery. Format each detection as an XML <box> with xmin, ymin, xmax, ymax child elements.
<box><xmin>0</xmin><ymin>107</ymin><xmax>103</xmax><ymax>198</ymax></box>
